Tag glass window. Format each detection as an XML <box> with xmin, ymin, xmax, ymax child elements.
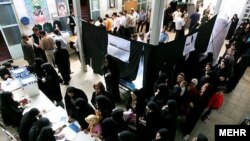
<box><xmin>141</xmin><ymin>0</ymin><xmax>147</xmax><ymax>2</ymax></box>
<box><xmin>0</xmin><ymin>4</ymin><xmax>17</xmax><ymax>26</ymax></box>
<box><xmin>92</xmin><ymin>0</ymin><xmax>100</xmax><ymax>11</ymax></box>
<box><xmin>137</xmin><ymin>4</ymin><xmax>141</xmax><ymax>11</ymax></box>
<box><xmin>92</xmin><ymin>11</ymin><xmax>100</xmax><ymax>20</ymax></box>
<box><xmin>0</xmin><ymin>0</ymin><xmax>10</xmax><ymax>2</ymax></box>
<box><xmin>141</xmin><ymin>3</ymin><xmax>147</xmax><ymax>11</ymax></box>
<box><xmin>2</xmin><ymin>26</ymin><xmax>21</xmax><ymax>46</ymax></box>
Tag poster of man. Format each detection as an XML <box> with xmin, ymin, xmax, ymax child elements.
<box><xmin>56</xmin><ymin>0</ymin><xmax>68</xmax><ymax>17</ymax></box>
<box><xmin>33</xmin><ymin>5</ymin><xmax>45</xmax><ymax>23</ymax></box>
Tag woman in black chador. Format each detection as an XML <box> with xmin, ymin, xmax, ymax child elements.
<box><xmin>54</xmin><ymin>40</ymin><xmax>71</xmax><ymax>85</ymax></box>
<box><xmin>42</xmin><ymin>63</ymin><xmax>64</xmax><ymax>108</ymax></box>
<box><xmin>103</xmin><ymin>54</ymin><xmax>120</xmax><ymax>102</ymax></box>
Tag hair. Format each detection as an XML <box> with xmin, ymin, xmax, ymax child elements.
<box><xmin>21</xmin><ymin>34</ymin><xmax>28</xmax><ymax>40</ymax></box>
<box><xmin>55</xmin><ymin>40</ymin><xmax>61</xmax><ymax>48</ymax></box>
<box><xmin>32</xmin><ymin>26</ymin><xmax>39</xmax><ymax>32</ymax></box>
<box><xmin>39</xmin><ymin>30</ymin><xmax>46</xmax><ymax>36</ymax></box>
<box><xmin>93</xmin><ymin>81</ymin><xmax>105</xmax><ymax>92</ymax></box>
<box><xmin>53</xmin><ymin>29</ymin><xmax>61</xmax><ymax>35</ymax></box>
<box><xmin>105</xmin><ymin>14</ymin><xmax>109</xmax><ymax>18</ymax></box>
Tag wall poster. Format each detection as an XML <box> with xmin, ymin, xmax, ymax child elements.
<box><xmin>55</xmin><ymin>0</ymin><xmax>68</xmax><ymax>17</ymax></box>
<box><xmin>24</xmin><ymin>0</ymin><xmax>50</xmax><ymax>23</ymax></box>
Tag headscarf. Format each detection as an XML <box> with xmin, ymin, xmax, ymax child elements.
<box><xmin>118</xmin><ymin>130</ymin><xmax>137</xmax><ymax>141</ymax></box>
<box><xmin>37</xmin><ymin>126</ymin><xmax>55</xmax><ymax>141</ymax></box>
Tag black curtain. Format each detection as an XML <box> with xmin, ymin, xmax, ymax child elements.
<box><xmin>82</xmin><ymin>21</ymin><xmax>107</xmax><ymax>75</ymax></box>
<box><xmin>82</xmin><ymin>22</ymin><xmax>143</xmax><ymax>81</ymax></box>
<box><xmin>195</xmin><ymin>15</ymin><xmax>217</xmax><ymax>53</ymax></box>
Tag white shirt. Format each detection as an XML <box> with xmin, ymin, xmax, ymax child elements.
<box><xmin>130</xmin><ymin>13</ymin><xmax>137</xmax><ymax>27</ymax></box>
<box><xmin>53</xmin><ymin>35</ymin><xmax>67</xmax><ymax>48</ymax></box>
<box><xmin>119</xmin><ymin>16</ymin><xmax>126</xmax><ymax>27</ymax></box>
<box><xmin>175</xmin><ymin>17</ymin><xmax>185</xmax><ymax>30</ymax></box>
<box><xmin>113</xmin><ymin>17</ymin><xmax>120</xmax><ymax>30</ymax></box>
<box><xmin>172</xmin><ymin>11</ymin><xmax>182</xmax><ymax>22</ymax></box>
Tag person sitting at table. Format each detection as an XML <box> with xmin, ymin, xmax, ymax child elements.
<box><xmin>64</xmin><ymin>86</ymin><xmax>88</xmax><ymax>122</ymax></box>
<box><xmin>29</xmin><ymin>117</ymin><xmax>65</xmax><ymax>141</ymax></box>
<box><xmin>54</xmin><ymin>40</ymin><xmax>71</xmax><ymax>85</ymax></box>
<box><xmin>37</xmin><ymin>126</ymin><xmax>65</xmax><ymax>141</ymax></box>
<box><xmin>95</xmin><ymin>95</ymin><xmax>115</xmax><ymax>120</ymax></box>
<box><xmin>74</xmin><ymin>98</ymin><xmax>95</xmax><ymax>130</ymax></box>
<box><xmin>0</xmin><ymin>91</ymin><xmax>23</xmax><ymax>127</ymax></box>
<box><xmin>41</xmin><ymin>63</ymin><xmax>64</xmax><ymax>108</ymax></box>
<box><xmin>0</xmin><ymin>62</ymin><xmax>13</xmax><ymax>81</ymax></box>
<box><xmin>85</xmin><ymin>114</ymin><xmax>102</xmax><ymax>138</ymax></box>
<box><xmin>19</xmin><ymin>108</ymin><xmax>40</xmax><ymax>141</ymax></box>
<box><xmin>91</xmin><ymin>81</ymin><xmax>114</xmax><ymax>108</ymax></box>
<box><xmin>29</xmin><ymin>117</ymin><xmax>51</xmax><ymax>141</ymax></box>
<box><xmin>37</xmin><ymin>126</ymin><xmax>56</xmax><ymax>141</ymax></box>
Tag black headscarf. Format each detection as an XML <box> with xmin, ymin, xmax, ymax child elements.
<box><xmin>42</xmin><ymin>63</ymin><xmax>61</xmax><ymax>83</ymax></box>
<box><xmin>157</xmin><ymin>128</ymin><xmax>169</xmax><ymax>141</ymax></box>
<box><xmin>74</xmin><ymin>98</ymin><xmax>95</xmax><ymax>129</ymax></box>
<box><xmin>0</xmin><ymin>91</ymin><xmax>23</xmax><ymax>127</ymax></box>
<box><xmin>197</xmin><ymin>133</ymin><xmax>208</xmax><ymax>141</ymax></box>
<box><xmin>64</xmin><ymin>86</ymin><xmax>88</xmax><ymax>118</ymax></box>
<box><xmin>34</xmin><ymin>58</ymin><xmax>45</xmax><ymax>78</ymax></box>
<box><xmin>96</xmin><ymin>95</ymin><xmax>115</xmax><ymax>119</ymax></box>
<box><xmin>19</xmin><ymin>108</ymin><xmax>40</xmax><ymax>141</ymax></box>
<box><xmin>118</xmin><ymin>130</ymin><xmax>137</xmax><ymax>141</ymax></box>
<box><xmin>29</xmin><ymin>117</ymin><xmax>51</xmax><ymax>141</ymax></box>
<box><xmin>37</xmin><ymin>126</ymin><xmax>55</xmax><ymax>141</ymax></box>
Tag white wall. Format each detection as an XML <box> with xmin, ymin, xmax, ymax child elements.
<box><xmin>13</xmin><ymin>0</ymin><xmax>58</xmax><ymax>35</ymax></box>
<box><xmin>100</xmin><ymin>0</ymin><xmax>123</xmax><ymax>18</ymax></box>
<box><xmin>219</xmin><ymin>0</ymin><xmax>247</xmax><ymax>20</ymax></box>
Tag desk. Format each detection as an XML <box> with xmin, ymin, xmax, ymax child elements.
<box><xmin>69</xmin><ymin>36</ymin><xmax>77</xmax><ymax>43</ymax></box>
<box><xmin>1</xmin><ymin>79</ymin><xmax>21</xmax><ymax>92</ymax></box>
<box><xmin>43</xmin><ymin>107</ymin><xmax>100</xmax><ymax>141</ymax></box>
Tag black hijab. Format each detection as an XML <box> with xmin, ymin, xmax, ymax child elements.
<box><xmin>29</xmin><ymin>117</ymin><xmax>51</xmax><ymax>141</ymax></box>
<box><xmin>118</xmin><ymin>130</ymin><xmax>137</xmax><ymax>141</ymax></box>
<box><xmin>96</xmin><ymin>95</ymin><xmax>115</xmax><ymax>119</ymax></box>
<box><xmin>41</xmin><ymin>63</ymin><xmax>61</xmax><ymax>83</ymax></box>
<box><xmin>37</xmin><ymin>126</ymin><xmax>55</xmax><ymax>141</ymax></box>
<box><xmin>19</xmin><ymin>108</ymin><xmax>40</xmax><ymax>141</ymax></box>
<box><xmin>34</xmin><ymin>58</ymin><xmax>44</xmax><ymax>78</ymax></box>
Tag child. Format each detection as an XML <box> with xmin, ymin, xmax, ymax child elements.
<box><xmin>201</xmin><ymin>87</ymin><xmax>225</xmax><ymax>122</ymax></box>
<box><xmin>85</xmin><ymin>114</ymin><xmax>102</xmax><ymax>138</ymax></box>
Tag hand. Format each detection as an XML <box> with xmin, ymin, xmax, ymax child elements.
<box><xmin>42</xmin><ymin>77</ymin><xmax>46</xmax><ymax>83</ymax></box>
<box><xmin>4</xmin><ymin>74</ymin><xmax>10</xmax><ymax>79</ymax></box>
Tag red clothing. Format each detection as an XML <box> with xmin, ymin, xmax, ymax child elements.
<box><xmin>208</xmin><ymin>92</ymin><xmax>224</xmax><ymax>109</ymax></box>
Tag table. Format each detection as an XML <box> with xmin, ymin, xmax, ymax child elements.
<box><xmin>1</xmin><ymin>78</ymin><xmax>100</xmax><ymax>141</ymax></box>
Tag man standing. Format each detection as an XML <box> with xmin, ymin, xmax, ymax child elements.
<box><xmin>67</xmin><ymin>11</ymin><xmax>76</xmax><ymax>35</ymax></box>
<box><xmin>31</xmin><ymin>27</ymin><xmax>47</xmax><ymax>62</ymax></box>
<box><xmin>189</xmin><ymin>8</ymin><xmax>201</xmax><ymax>32</ymax></box>
<box><xmin>39</xmin><ymin>30</ymin><xmax>55</xmax><ymax>67</ymax></box>
<box><xmin>137</xmin><ymin>8</ymin><xmax>146</xmax><ymax>33</ymax></box>
<box><xmin>175</xmin><ymin>14</ymin><xmax>185</xmax><ymax>40</ymax></box>
<box><xmin>21</xmin><ymin>35</ymin><xmax>35</xmax><ymax>65</ymax></box>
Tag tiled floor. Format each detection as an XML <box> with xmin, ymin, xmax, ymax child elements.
<box><xmin>1</xmin><ymin>35</ymin><xmax>250</xmax><ymax>141</ymax></box>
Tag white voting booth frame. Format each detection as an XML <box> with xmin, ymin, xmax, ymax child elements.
<box><xmin>1</xmin><ymin>68</ymin><xmax>100</xmax><ymax>141</ymax></box>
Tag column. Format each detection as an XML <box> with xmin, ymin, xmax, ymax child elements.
<box><xmin>149</xmin><ymin>0</ymin><xmax>165</xmax><ymax>45</ymax></box>
<box><xmin>214</xmin><ymin>0</ymin><xmax>223</xmax><ymax>15</ymax></box>
<box><xmin>72</xmin><ymin>0</ymin><xmax>87</xmax><ymax>72</ymax></box>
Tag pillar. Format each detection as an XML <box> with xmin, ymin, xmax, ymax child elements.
<box><xmin>214</xmin><ymin>0</ymin><xmax>223</xmax><ymax>15</ymax></box>
<box><xmin>149</xmin><ymin>0</ymin><xmax>165</xmax><ymax>45</ymax></box>
<box><xmin>72</xmin><ymin>0</ymin><xmax>87</xmax><ymax>72</ymax></box>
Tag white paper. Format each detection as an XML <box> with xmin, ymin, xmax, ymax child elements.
<box><xmin>183</xmin><ymin>32</ymin><xmax>198</xmax><ymax>56</ymax></box>
<box><xmin>107</xmin><ymin>34</ymin><xmax>131</xmax><ymax>63</ymax></box>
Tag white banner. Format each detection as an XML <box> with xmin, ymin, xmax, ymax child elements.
<box><xmin>108</xmin><ymin>34</ymin><xmax>131</xmax><ymax>63</ymax></box>
<box><xmin>183</xmin><ymin>32</ymin><xmax>198</xmax><ymax>58</ymax></box>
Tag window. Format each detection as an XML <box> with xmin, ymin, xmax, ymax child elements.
<box><xmin>0</xmin><ymin>4</ymin><xmax>17</xmax><ymax>26</ymax></box>
<box><xmin>2</xmin><ymin>26</ymin><xmax>21</xmax><ymax>46</ymax></box>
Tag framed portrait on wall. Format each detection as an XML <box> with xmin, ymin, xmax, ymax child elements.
<box><xmin>55</xmin><ymin>0</ymin><xmax>68</xmax><ymax>17</ymax></box>
<box><xmin>24</xmin><ymin>0</ymin><xmax>50</xmax><ymax>23</ymax></box>
<box><xmin>108</xmin><ymin>0</ymin><xmax>117</xmax><ymax>9</ymax></box>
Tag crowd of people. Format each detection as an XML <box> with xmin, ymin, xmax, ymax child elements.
<box><xmin>1</xmin><ymin>2</ymin><xmax>250</xmax><ymax>141</ymax></box>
